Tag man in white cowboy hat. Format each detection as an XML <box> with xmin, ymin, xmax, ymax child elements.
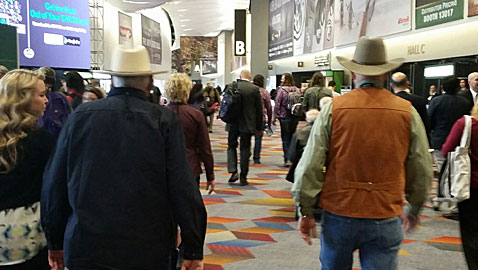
<box><xmin>292</xmin><ymin>36</ymin><xmax>432</xmax><ymax>269</ymax></box>
<box><xmin>41</xmin><ymin>46</ymin><xmax>207</xmax><ymax>270</ymax></box>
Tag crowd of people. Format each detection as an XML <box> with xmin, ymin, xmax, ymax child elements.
<box><xmin>0</xmin><ymin>37</ymin><xmax>477</xmax><ymax>270</ymax></box>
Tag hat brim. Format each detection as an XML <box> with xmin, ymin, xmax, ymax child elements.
<box><xmin>336</xmin><ymin>56</ymin><xmax>404</xmax><ymax>76</ymax></box>
<box><xmin>93</xmin><ymin>70</ymin><xmax>168</xmax><ymax>76</ymax></box>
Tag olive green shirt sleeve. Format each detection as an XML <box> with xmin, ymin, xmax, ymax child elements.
<box><xmin>291</xmin><ymin>102</ymin><xmax>332</xmax><ymax>216</ymax></box>
<box><xmin>404</xmin><ymin>108</ymin><xmax>433</xmax><ymax>218</ymax></box>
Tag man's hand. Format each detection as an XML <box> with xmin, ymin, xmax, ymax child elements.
<box><xmin>181</xmin><ymin>259</ymin><xmax>203</xmax><ymax>270</ymax></box>
<box><xmin>206</xmin><ymin>180</ymin><xmax>215</xmax><ymax>195</ymax></box>
<box><xmin>48</xmin><ymin>250</ymin><xmax>64</xmax><ymax>270</ymax></box>
<box><xmin>298</xmin><ymin>215</ymin><xmax>316</xmax><ymax>245</ymax></box>
<box><xmin>401</xmin><ymin>211</ymin><xmax>419</xmax><ymax>234</ymax></box>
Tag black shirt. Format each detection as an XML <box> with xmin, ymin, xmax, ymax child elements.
<box><xmin>0</xmin><ymin>128</ymin><xmax>55</xmax><ymax>211</ymax></box>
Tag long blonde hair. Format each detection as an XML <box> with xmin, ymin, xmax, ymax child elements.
<box><xmin>0</xmin><ymin>69</ymin><xmax>44</xmax><ymax>173</ymax></box>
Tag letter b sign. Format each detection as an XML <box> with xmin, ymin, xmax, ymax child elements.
<box><xmin>235</xmin><ymin>41</ymin><xmax>245</xmax><ymax>56</ymax></box>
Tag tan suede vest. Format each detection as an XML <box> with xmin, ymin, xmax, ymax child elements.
<box><xmin>319</xmin><ymin>88</ymin><xmax>412</xmax><ymax>219</ymax></box>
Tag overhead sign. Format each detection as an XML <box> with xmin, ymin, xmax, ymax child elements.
<box><xmin>0</xmin><ymin>0</ymin><xmax>90</xmax><ymax>69</ymax></box>
<box><xmin>234</xmin><ymin>9</ymin><xmax>246</xmax><ymax>56</ymax></box>
<box><xmin>416</xmin><ymin>0</ymin><xmax>464</xmax><ymax>29</ymax></box>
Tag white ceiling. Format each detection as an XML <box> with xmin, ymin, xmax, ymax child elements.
<box><xmin>109</xmin><ymin>0</ymin><xmax>251</xmax><ymax>37</ymax></box>
<box><xmin>162</xmin><ymin>0</ymin><xmax>250</xmax><ymax>37</ymax></box>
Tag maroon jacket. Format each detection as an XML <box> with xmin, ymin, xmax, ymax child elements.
<box><xmin>442</xmin><ymin>116</ymin><xmax>478</xmax><ymax>189</ymax></box>
<box><xmin>167</xmin><ymin>103</ymin><xmax>214</xmax><ymax>182</ymax></box>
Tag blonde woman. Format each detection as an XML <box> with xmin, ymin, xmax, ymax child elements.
<box><xmin>0</xmin><ymin>70</ymin><xmax>54</xmax><ymax>269</ymax></box>
<box><xmin>165</xmin><ymin>73</ymin><xmax>215</xmax><ymax>193</ymax></box>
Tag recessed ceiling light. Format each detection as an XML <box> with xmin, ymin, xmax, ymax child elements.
<box><xmin>178</xmin><ymin>9</ymin><xmax>188</xmax><ymax>12</ymax></box>
<box><xmin>184</xmin><ymin>28</ymin><xmax>192</xmax><ymax>31</ymax></box>
<box><xmin>179</xmin><ymin>19</ymin><xmax>190</xmax><ymax>22</ymax></box>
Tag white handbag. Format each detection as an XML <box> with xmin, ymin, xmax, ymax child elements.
<box><xmin>438</xmin><ymin>115</ymin><xmax>472</xmax><ymax>202</ymax></box>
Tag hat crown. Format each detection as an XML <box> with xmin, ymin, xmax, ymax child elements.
<box><xmin>110</xmin><ymin>46</ymin><xmax>152</xmax><ymax>74</ymax></box>
<box><xmin>352</xmin><ymin>37</ymin><xmax>387</xmax><ymax>65</ymax></box>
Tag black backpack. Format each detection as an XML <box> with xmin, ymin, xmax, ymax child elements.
<box><xmin>219</xmin><ymin>82</ymin><xmax>241</xmax><ymax>124</ymax></box>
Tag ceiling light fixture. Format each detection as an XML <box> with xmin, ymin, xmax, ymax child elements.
<box><xmin>122</xmin><ymin>0</ymin><xmax>150</xmax><ymax>4</ymax></box>
<box><xmin>178</xmin><ymin>9</ymin><xmax>188</xmax><ymax>12</ymax></box>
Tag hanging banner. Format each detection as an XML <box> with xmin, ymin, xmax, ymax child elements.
<box><xmin>234</xmin><ymin>9</ymin><xmax>246</xmax><ymax>56</ymax></box>
<box><xmin>416</xmin><ymin>0</ymin><xmax>464</xmax><ymax>29</ymax></box>
<box><xmin>141</xmin><ymin>14</ymin><xmax>162</xmax><ymax>65</ymax></box>
<box><xmin>118</xmin><ymin>12</ymin><xmax>133</xmax><ymax>48</ymax></box>
<box><xmin>269</xmin><ymin>0</ymin><xmax>294</xmax><ymax>60</ymax></box>
<box><xmin>468</xmin><ymin>0</ymin><xmax>478</xmax><ymax>16</ymax></box>
<box><xmin>334</xmin><ymin>0</ymin><xmax>411</xmax><ymax>46</ymax></box>
<box><xmin>294</xmin><ymin>0</ymin><xmax>335</xmax><ymax>56</ymax></box>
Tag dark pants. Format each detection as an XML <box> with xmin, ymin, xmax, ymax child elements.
<box><xmin>254</xmin><ymin>122</ymin><xmax>266</xmax><ymax>162</ymax></box>
<box><xmin>253</xmin><ymin>132</ymin><xmax>263</xmax><ymax>162</ymax></box>
<box><xmin>458</xmin><ymin>188</ymin><xmax>478</xmax><ymax>270</ymax></box>
<box><xmin>279</xmin><ymin>116</ymin><xmax>299</xmax><ymax>162</ymax></box>
<box><xmin>0</xmin><ymin>248</ymin><xmax>49</xmax><ymax>270</ymax></box>
<box><xmin>227</xmin><ymin>125</ymin><xmax>253</xmax><ymax>179</ymax></box>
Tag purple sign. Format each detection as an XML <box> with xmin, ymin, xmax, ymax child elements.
<box><xmin>0</xmin><ymin>0</ymin><xmax>90</xmax><ymax>69</ymax></box>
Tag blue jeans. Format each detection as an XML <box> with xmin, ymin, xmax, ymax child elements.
<box><xmin>320</xmin><ymin>211</ymin><xmax>403</xmax><ymax>270</ymax></box>
<box><xmin>254</xmin><ymin>132</ymin><xmax>263</xmax><ymax>161</ymax></box>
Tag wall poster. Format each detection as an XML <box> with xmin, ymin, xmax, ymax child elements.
<box><xmin>141</xmin><ymin>14</ymin><xmax>162</xmax><ymax>65</ymax></box>
<box><xmin>269</xmin><ymin>0</ymin><xmax>294</xmax><ymax>60</ymax></box>
<box><xmin>118</xmin><ymin>11</ymin><xmax>133</xmax><ymax>48</ymax></box>
<box><xmin>293</xmin><ymin>0</ymin><xmax>335</xmax><ymax>56</ymax></box>
<box><xmin>416</xmin><ymin>0</ymin><xmax>464</xmax><ymax>29</ymax></box>
<box><xmin>468</xmin><ymin>0</ymin><xmax>478</xmax><ymax>16</ymax></box>
<box><xmin>334</xmin><ymin>0</ymin><xmax>411</xmax><ymax>46</ymax></box>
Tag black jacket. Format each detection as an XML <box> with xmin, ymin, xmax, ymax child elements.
<box><xmin>428</xmin><ymin>93</ymin><xmax>470</xmax><ymax>149</ymax></box>
<box><xmin>395</xmin><ymin>91</ymin><xmax>430</xmax><ymax>141</ymax></box>
<box><xmin>41</xmin><ymin>87</ymin><xmax>207</xmax><ymax>269</ymax></box>
<box><xmin>457</xmin><ymin>89</ymin><xmax>474</xmax><ymax>112</ymax></box>
<box><xmin>0</xmin><ymin>129</ymin><xmax>55</xmax><ymax>211</ymax></box>
<box><xmin>235</xmin><ymin>79</ymin><xmax>263</xmax><ymax>134</ymax></box>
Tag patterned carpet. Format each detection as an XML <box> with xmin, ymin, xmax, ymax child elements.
<box><xmin>198</xmin><ymin>119</ymin><xmax>468</xmax><ymax>270</ymax></box>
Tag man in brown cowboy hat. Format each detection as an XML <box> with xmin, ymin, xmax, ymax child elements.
<box><xmin>42</xmin><ymin>46</ymin><xmax>207</xmax><ymax>270</ymax></box>
<box><xmin>292</xmin><ymin>36</ymin><xmax>432</xmax><ymax>269</ymax></box>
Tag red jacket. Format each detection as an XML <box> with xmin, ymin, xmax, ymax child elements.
<box><xmin>442</xmin><ymin>116</ymin><xmax>478</xmax><ymax>189</ymax></box>
<box><xmin>167</xmin><ymin>103</ymin><xmax>214</xmax><ymax>181</ymax></box>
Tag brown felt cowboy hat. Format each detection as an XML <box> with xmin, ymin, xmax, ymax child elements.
<box><xmin>96</xmin><ymin>45</ymin><xmax>167</xmax><ymax>76</ymax></box>
<box><xmin>336</xmin><ymin>37</ymin><xmax>404</xmax><ymax>76</ymax></box>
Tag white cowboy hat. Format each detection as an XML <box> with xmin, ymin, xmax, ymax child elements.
<box><xmin>96</xmin><ymin>45</ymin><xmax>167</xmax><ymax>76</ymax></box>
<box><xmin>336</xmin><ymin>37</ymin><xmax>404</xmax><ymax>76</ymax></box>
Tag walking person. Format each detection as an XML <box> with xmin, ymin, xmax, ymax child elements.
<box><xmin>442</xmin><ymin>104</ymin><xmax>478</xmax><ymax>270</ymax></box>
<box><xmin>273</xmin><ymin>73</ymin><xmax>301</xmax><ymax>167</ymax></box>
<box><xmin>166</xmin><ymin>73</ymin><xmax>216</xmax><ymax>192</ymax></box>
<box><xmin>302</xmin><ymin>72</ymin><xmax>333</xmax><ymax>112</ymax></box>
<box><xmin>203</xmin><ymin>81</ymin><xmax>221</xmax><ymax>133</ymax></box>
<box><xmin>252</xmin><ymin>74</ymin><xmax>272</xmax><ymax>165</ymax></box>
<box><xmin>429</xmin><ymin>76</ymin><xmax>471</xmax><ymax>218</ymax></box>
<box><xmin>292</xmin><ymin>37</ymin><xmax>432</xmax><ymax>269</ymax></box>
<box><xmin>0</xmin><ymin>70</ymin><xmax>54</xmax><ymax>269</ymax></box>
<box><xmin>227</xmin><ymin>70</ymin><xmax>263</xmax><ymax>186</ymax></box>
<box><xmin>41</xmin><ymin>46</ymin><xmax>207</xmax><ymax>270</ymax></box>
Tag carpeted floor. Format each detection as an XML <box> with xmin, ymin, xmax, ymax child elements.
<box><xmin>198</xmin><ymin>120</ymin><xmax>468</xmax><ymax>270</ymax></box>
